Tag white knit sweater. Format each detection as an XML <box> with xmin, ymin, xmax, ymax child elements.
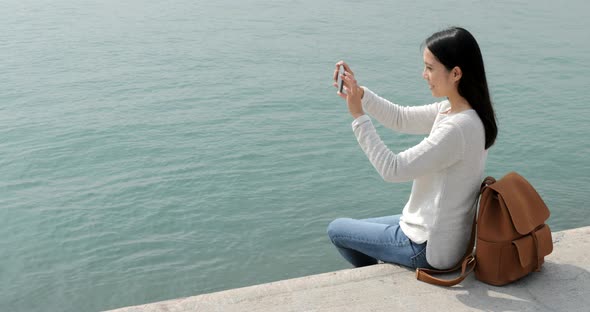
<box><xmin>353</xmin><ymin>87</ymin><xmax>487</xmax><ymax>269</ymax></box>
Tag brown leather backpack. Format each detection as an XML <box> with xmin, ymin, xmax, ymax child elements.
<box><xmin>416</xmin><ymin>172</ymin><xmax>553</xmax><ymax>286</ymax></box>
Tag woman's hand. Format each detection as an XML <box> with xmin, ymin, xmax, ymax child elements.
<box><xmin>333</xmin><ymin>61</ymin><xmax>365</xmax><ymax>119</ymax></box>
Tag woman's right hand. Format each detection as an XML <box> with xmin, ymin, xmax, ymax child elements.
<box><xmin>333</xmin><ymin>61</ymin><xmax>365</xmax><ymax>119</ymax></box>
<box><xmin>333</xmin><ymin>61</ymin><xmax>364</xmax><ymax>98</ymax></box>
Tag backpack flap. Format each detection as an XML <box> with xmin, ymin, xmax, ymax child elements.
<box><xmin>535</xmin><ymin>224</ymin><xmax>553</xmax><ymax>256</ymax></box>
<box><xmin>512</xmin><ymin>224</ymin><xmax>553</xmax><ymax>268</ymax></box>
<box><xmin>488</xmin><ymin>172</ymin><xmax>550</xmax><ymax>235</ymax></box>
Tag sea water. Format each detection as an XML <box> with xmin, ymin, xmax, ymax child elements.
<box><xmin>1</xmin><ymin>0</ymin><xmax>589</xmax><ymax>311</ymax></box>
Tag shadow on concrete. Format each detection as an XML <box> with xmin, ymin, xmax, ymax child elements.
<box><xmin>450</xmin><ymin>262</ymin><xmax>590</xmax><ymax>312</ymax></box>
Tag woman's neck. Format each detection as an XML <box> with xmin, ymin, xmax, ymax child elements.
<box><xmin>447</xmin><ymin>92</ymin><xmax>472</xmax><ymax>114</ymax></box>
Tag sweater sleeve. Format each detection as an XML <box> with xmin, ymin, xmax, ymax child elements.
<box><xmin>361</xmin><ymin>87</ymin><xmax>440</xmax><ymax>135</ymax></box>
<box><xmin>352</xmin><ymin>115</ymin><xmax>465</xmax><ymax>182</ymax></box>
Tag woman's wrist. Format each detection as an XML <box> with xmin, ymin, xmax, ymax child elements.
<box><xmin>351</xmin><ymin>112</ymin><xmax>365</xmax><ymax>119</ymax></box>
<box><xmin>349</xmin><ymin>86</ymin><xmax>365</xmax><ymax>119</ymax></box>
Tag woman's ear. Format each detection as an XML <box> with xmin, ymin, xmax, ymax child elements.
<box><xmin>452</xmin><ymin>66</ymin><xmax>462</xmax><ymax>82</ymax></box>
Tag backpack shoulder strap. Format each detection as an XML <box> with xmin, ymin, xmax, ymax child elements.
<box><xmin>416</xmin><ymin>255</ymin><xmax>476</xmax><ymax>286</ymax></box>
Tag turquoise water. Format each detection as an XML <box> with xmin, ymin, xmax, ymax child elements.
<box><xmin>2</xmin><ymin>0</ymin><xmax>589</xmax><ymax>311</ymax></box>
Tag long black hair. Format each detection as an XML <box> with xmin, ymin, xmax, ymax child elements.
<box><xmin>424</xmin><ymin>27</ymin><xmax>497</xmax><ymax>150</ymax></box>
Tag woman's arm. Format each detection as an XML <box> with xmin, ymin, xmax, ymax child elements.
<box><xmin>352</xmin><ymin>116</ymin><xmax>464</xmax><ymax>182</ymax></box>
<box><xmin>361</xmin><ymin>87</ymin><xmax>440</xmax><ymax>135</ymax></box>
<box><xmin>333</xmin><ymin>61</ymin><xmax>440</xmax><ymax>135</ymax></box>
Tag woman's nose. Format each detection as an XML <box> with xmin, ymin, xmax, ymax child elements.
<box><xmin>422</xmin><ymin>69</ymin><xmax>428</xmax><ymax>80</ymax></box>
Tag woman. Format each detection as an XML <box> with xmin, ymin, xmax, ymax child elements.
<box><xmin>327</xmin><ymin>27</ymin><xmax>497</xmax><ymax>270</ymax></box>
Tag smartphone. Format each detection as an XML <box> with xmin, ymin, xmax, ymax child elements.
<box><xmin>337</xmin><ymin>67</ymin><xmax>345</xmax><ymax>94</ymax></box>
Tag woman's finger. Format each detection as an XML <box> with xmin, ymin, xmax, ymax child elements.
<box><xmin>342</xmin><ymin>71</ymin><xmax>355</xmax><ymax>81</ymax></box>
<box><xmin>342</xmin><ymin>72</ymin><xmax>357</xmax><ymax>87</ymax></box>
<box><xmin>342</xmin><ymin>84</ymin><xmax>349</xmax><ymax>94</ymax></box>
<box><xmin>340</xmin><ymin>62</ymin><xmax>354</xmax><ymax>76</ymax></box>
<box><xmin>334</xmin><ymin>61</ymin><xmax>345</xmax><ymax>81</ymax></box>
<box><xmin>344</xmin><ymin>84</ymin><xmax>355</xmax><ymax>96</ymax></box>
<box><xmin>336</xmin><ymin>61</ymin><xmax>355</xmax><ymax>76</ymax></box>
<box><xmin>342</xmin><ymin>73</ymin><xmax>360</xmax><ymax>96</ymax></box>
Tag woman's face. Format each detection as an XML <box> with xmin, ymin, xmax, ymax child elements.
<box><xmin>422</xmin><ymin>48</ymin><xmax>456</xmax><ymax>98</ymax></box>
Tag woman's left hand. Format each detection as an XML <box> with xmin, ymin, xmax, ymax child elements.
<box><xmin>333</xmin><ymin>61</ymin><xmax>365</xmax><ymax>119</ymax></box>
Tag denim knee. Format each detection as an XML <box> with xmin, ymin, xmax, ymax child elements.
<box><xmin>327</xmin><ymin>218</ymin><xmax>350</xmax><ymax>243</ymax></box>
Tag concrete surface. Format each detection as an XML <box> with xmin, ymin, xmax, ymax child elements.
<box><xmin>107</xmin><ymin>226</ymin><xmax>590</xmax><ymax>312</ymax></box>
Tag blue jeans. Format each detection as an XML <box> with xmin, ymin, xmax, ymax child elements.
<box><xmin>327</xmin><ymin>214</ymin><xmax>433</xmax><ymax>269</ymax></box>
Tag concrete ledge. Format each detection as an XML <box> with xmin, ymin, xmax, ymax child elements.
<box><xmin>107</xmin><ymin>226</ymin><xmax>590</xmax><ymax>312</ymax></box>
